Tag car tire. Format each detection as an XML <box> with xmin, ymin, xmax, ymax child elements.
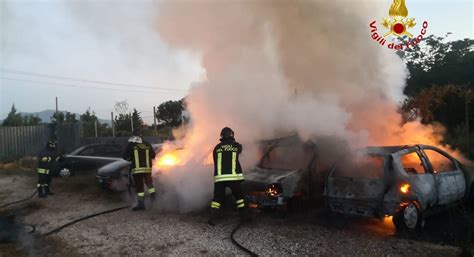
<box><xmin>393</xmin><ymin>202</ymin><xmax>422</xmax><ymax>231</ymax></box>
<box><xmin>59</xmin><ymin>166</ymin><xmax>72</xmax><ymax>177</ymax></box>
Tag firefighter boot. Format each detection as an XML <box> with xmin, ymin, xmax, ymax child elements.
<box><xmin>132</xmin><ymin>199</ymin><xmax>145</xmax><ymax>211</ymax></box>
<box><xmin>38</xmin><ymin>186</ymin><xmax>47</xmax><ymax>198</ymax></box>
<box><xmin>239</xmin><ymin>207</ymin><xmax>251</xmax><ymax>223</ymax></box>
<box><xmin>45</xmin><ymin>185</ymin><xmax>54</xmax><ymax>195</ymax></box>
<box><xmin>208</xmin><ymin>208</ymin><xmax>219</xmax><ymax>226</ymax></box>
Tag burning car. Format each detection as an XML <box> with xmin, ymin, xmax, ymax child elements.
<box><xmin>324</xmin><ymin>144</ymin><xmax>473</xmax><ymax>230</ymax></box>
<box><xmin>242</xmin><ymin>135</ymin><xmax>319</xmax><ymax>211</ymax></box>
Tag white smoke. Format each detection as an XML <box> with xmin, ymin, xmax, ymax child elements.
<box><xmin>150</xmin><ymin>0</ymin><xmax>420</xmax><ymax>212</ymax></box>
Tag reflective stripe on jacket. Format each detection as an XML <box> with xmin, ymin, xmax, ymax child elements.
<box><xmin>213</xmin><ymin>140</ymin><xmax>244</xmax><ymax>182</ymax></box>
<box><xmin>123</xmin><ymin>140</ymin><xmax>155</xmax><ymax>174</ymax></box>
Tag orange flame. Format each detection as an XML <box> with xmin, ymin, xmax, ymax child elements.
<box><xmin>389</xmin><ymin>0</ymin><xmax>408</xmax><ymax>19</ymax></box>
<box><xmin>157</xmin><ymin>152</ymin><xmax>181</xmax><ymax>167</ymax></box>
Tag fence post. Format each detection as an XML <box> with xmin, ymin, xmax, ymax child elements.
<box><xmin>153</xmin><ymin>106</ymin><xmax>157</xmax><ymax>136</ymax></box>
<box><xmin>95</xmin><ymin>120</ymin><xmax>98</xmax><ymax>138</ymax></box>
<box><xmin>111</xmin><ymin>112</ymin><xmax>115</xmax><ymax>138</ymax></box>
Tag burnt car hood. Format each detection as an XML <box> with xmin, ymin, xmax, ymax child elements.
<box><xmin>244</xmin><ymin>167</ymin><xmax>307</xmax><ymax>198</ymax></box>
<box><xmin>97</xmin><ymin>159</ymin><xmax>131</xmax><ymax>176</ymax></box>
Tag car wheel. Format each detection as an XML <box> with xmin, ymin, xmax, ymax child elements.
<box><xmin>393</xmin><ymin>202</ymin><xmax>422</xmax><ymax>231</ymax></box>
<box><xmin>59</xmin><ymin>166</ymin><xmax>72</xmax><ymax>177</ymax></box>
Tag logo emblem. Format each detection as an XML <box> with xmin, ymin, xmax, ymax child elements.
<box><xmin>369</xmin><ymin>0</ymin><xmax>428</xmax><ymax>51</ymax></box>
<box><xmin>382</xmin><ymin>0</ymin><xmax>416</xmax><ymax>38</ymax></box>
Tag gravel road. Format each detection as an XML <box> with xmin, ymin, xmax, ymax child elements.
<box><xmin>0</xmin><ymin>169</ymin><xmax>469</xmax><ymax>257</ymax></box>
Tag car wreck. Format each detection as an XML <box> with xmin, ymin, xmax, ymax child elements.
<box><xmin>242</xmin><ymin>135</ymin><xmax>319</xmax><ymax>211</ymax></box>
<box><xmin>324</xmin><ymin>144</ymin><xmax>474</xmax><ymax>230</ymax></box>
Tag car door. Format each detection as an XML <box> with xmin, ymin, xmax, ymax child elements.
<box><xmin>395</xmin><ymin>150</ymin><xmax>437</xmax><ymax>208</ymax></box>
<box><xmin>325</xmin><ymin>154</ymin><xmax>387</xmax><ymax>216</ymax></box>
<box><xmin>75</xmin><ymin>145</ymin><xmax>102</xmax><ymax>170</ymax></box>
<box><xmin>421</xmin><ymin>146</ymin><xmax>466</xmax><ymax>204</ymax></box>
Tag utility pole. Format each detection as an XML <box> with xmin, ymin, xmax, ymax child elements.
<box><xmin>130</xmin><ymin>112</ymin><xmax>134</xmax><ymax>132</ymax></box>
<box><xmin>94</xmin><ymin>120</ymin><xmax>98</xmax><ymax>138</ymax></box>
<box><xmin>153</xmin><ymin>106</ymin><xmax>157</xmax><ymax>136</ymax></box>
<box><xmin>55</xmin><ymin>97</ymin><xmax>58</xmax><ymax>114</ymax></box>
<box><xmin>111</xmin><ymin>112</ymin><xmax>115</xmax><ymax>138</ymax></box>
<box><xmin>466</xmin><ymin>93</ymin><xmax>470</xmax><ymax>158</ymax></box>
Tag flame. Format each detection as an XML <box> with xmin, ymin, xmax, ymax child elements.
<box><xmin>400</xmin><ymin>183</ymin><xmax>410</xmax><ymax>194</ymax></box>
<box><xmin>157</xmin><ymin>152</ymin><xmax>181</xmax><ymax>167</ymax></box>
<box><xmin>389</xmin><ymin>0</ymin><xmax>408</xmax><ymax>19</ymax></box>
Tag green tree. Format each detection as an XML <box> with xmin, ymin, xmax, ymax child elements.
<box><xmin>23</xmin><ymin>115</ymin><xmax>41</xmax><ymax>126</ymax></box>
<box><xmin>132</xmin><ymin>109</ymin><xmax>144</xmax><ymax>128</ymax></box>
<box><xmin>155</xmin><ymin>100</ymin><xmax>185</xmax><ymax>128</ymax></box>
<box><xmin>398</xmin><ymin>35</ymin><xmax>473</xmax><ymax>96</ymax></box>
<box><xmin>80</xmin><ymin>108</ymin><xmax>101</xmax><ymax>137</ymax></box>
<box><xmin>2</xmin><ymin>104</ymin><xmax>24</xmax><ymax>126</ymax></box>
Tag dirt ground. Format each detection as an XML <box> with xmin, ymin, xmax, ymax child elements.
<box><xmin>0</xmin><ymin>169</ymin><xmax>472</xmax><ymax>257</ymax></box>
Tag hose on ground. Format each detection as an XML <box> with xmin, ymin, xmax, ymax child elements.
<box><xmin>230</xmin><ymin>221</ymin><xmax>258</xmax><ymax>257</ymax></box>
<box><xmin>0</xmin><ymin>191</ymin><xmax>37</xmax><ymax>209</ymax></box>
<box><xmin>43</xmin><ymin>205</ymin><xmax>129</xmax><ymax>237</ymax></box>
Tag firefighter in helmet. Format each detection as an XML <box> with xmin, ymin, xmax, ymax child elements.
<box><xmin>37</xmin><ymin>138</ymin><xmax>61</xmax><ymax>198</ymax></box>
<box><xmin>208</xmin><ymin>127</ymin><xmax>247</xmax><ymax>226</ymax></box>
<box><xmin>123</xmin><ymin>128</ymin><xmax>156</xmax><ymax>211</ymax></box>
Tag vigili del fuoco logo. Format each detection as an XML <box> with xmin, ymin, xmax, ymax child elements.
<box><xmin>369</xmin><ymin>0</ymin><xmax>428</xmax><ymax>51</ymax></box>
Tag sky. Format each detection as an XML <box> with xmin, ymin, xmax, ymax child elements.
<box><xmin>0</xmin><ymin>0</ymin><xmax>472</xmax><ymax>124</ymax></box>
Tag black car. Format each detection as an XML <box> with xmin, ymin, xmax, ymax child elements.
<box><xmin>53</xmin><ymin>144</ymin><xmax>124</xmax><ymax>177</ymax></box>
<box><xmin>96</xmin><ymin>144</ymin><xmax>163</xmax><ymax>189</ymax></box>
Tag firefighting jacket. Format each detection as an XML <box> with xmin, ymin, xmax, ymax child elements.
<box><xmin>123</xmin><ymin>138</ymin><xmax>156</xmax><ymax>174</ymax></box>
<box><xmin>213</xmin><ymin>139</ymin><xmax>244</xmax><ymax>182</ymax></box>
<box><xmin>37</xmin><ymin>148</ymin><xmax>60</xmax><ymax>175</ymax></box>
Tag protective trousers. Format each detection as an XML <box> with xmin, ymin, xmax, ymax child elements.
<box><xmin>210</xmin><ymin>181</ymin><xmax>245</xmax><ymax>210</ymax></box>
<box><xmin>37</xmin><ymin>172</ymin><xmax>50</xmax><ymax>198</ymax></box>
<box><xmin>132</xmin><ymin>173</ymin><xmax>155</xmax><ymax>200</ymax></box>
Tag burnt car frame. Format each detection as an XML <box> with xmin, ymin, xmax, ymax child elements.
<box><xmin>324</xmin><ymin>144</ymin><xmax>473</xmax><ymax>230</ymax></box>
<box><xmin>242</xmin><ymin>135</ymin><xmax>319</xmax><ymax>211</ymax></box>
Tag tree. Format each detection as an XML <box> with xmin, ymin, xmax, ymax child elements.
<box><xmin>399</xmin><ymin>35</ymin><xmax>474</xmax><ymax>157</ymax></box>
<box><xmin>132</xmin><ymin>109</ymin><xmax>144</xmax><ymax>129</ymax></box>
<box><xmin>398</xmin><ymin>35</ymin><xmax>474</xmax><ymax>96</ymax></box>
<box><xmin>2</xmin><ymin>104</ymin><xmax>24</xmax><ymax>126</ymax></box>
<box><xmin>80</xmin><ymin>108</ymin><xmax>101</xmax><ymax>137</ymax></box>
<box><xmin>23</xmin><ymin>115</ymin><xmax>41</xmax><ymax>126</ymax></box>
<box><xmin>155</xmin><ymin>100</ymin><xmax>185</xmax><ymax>128</ymax></box>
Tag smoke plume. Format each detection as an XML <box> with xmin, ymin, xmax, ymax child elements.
<box><xmin>152</xmin><ymin>0</ymin><xmax>451</xmax><ymax>212</ymax></box>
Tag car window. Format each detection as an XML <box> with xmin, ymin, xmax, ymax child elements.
<box><xmin>259</xmin><ymin>144</ymin><xmax>314</xmax><ymax>170</ymax></box>
<box><xmin>400</xmin><ymin>152</ymin><xmax>427</xmax><ymax>175</ymax></box>
<box><xmin>424</xmin><ymin>149</ymin><xmax>456</xmax><ymax>173</ymax></box>
<box><xmin>79</xmin><ymin>146</ymin><xmax>95</xmax><ymax>156</ymax></box>
<box><xmin>92</xmin><ymin>145</ymin><xmax>106</xmax><ymax>156</ymax></box>
<box><xmin>332</xmin><ymin>154</ymin><xmax>385</xmax><ymax>179</ymax></box>
<box><xmin>105</xmin><ymin>145</ymin><xmax>123</xmax><ymax>157</ymax></box>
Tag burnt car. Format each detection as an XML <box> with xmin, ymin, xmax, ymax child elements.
<box><xmin>324</xmin><ymin>144</ymin><xmax>474</xmax><ymax>230</ymax></box>
<box><xmin>242</xmin><ymin>136</ymin><xmax>319</xmax><ymax>211</ymax></box>
<box><xmin>96</xmin><ymin>144</ymin><xmax>163</xmax><ymax>189</ymax></box>
<box><xmin>53</xmin><ymin>144</ymin><xmax>124</xmax><ymax>177</ymax></box>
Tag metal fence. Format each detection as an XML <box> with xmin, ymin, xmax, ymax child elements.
<box><xmin>0</xmin><ymin>125</ymin><xmax>50</xmax><ymax>160</ymax></box>
<box><xmin>0</xmin><ymin>123</ymin><xmax>165</xmax><ymax>160</ymax></box>
<box><xmin>0</xmin><ymin>124</ymin><xmax>83</xmax><ymax>160</ymax></box>
<box><xmin>80</xmin><ymin>136</ymin><xmax>165</xmax><ymax>147</ymax></box>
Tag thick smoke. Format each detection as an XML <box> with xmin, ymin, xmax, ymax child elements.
<box><xmin>152</xmin><ymin>0</ymin><xmax>451</xmax><ymax>212</ymax></box>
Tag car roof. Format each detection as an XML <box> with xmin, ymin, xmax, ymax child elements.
<box><xmin>361</xmin><ymin>145</ymin><xmax>417</xmax><ymax>156</ymax></box>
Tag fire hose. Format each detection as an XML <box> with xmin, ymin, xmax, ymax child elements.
<box><xmin>230</xmin><ymin>221</ymin><xmax>259</xmax><ymax>257</ymax></box>
<box><xmin>3</xmin><ymin>190</ymin><xmax>259</xmax><ymax>255</ymax></box>
<box><xmin>0</xmin><ymin>191</ymin><xmax>37</xmax><ymax>209</ymax></box>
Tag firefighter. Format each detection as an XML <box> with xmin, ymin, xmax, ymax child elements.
<box><xmin>208</xmin><ymin>127</ymin><xmax>247</xmax><ymax>226</ymax></box>
<box><xmin>123</xmin><ymin>128</ymin><xmax>156</xmax><ymax>211</ymax></box>
<box><xmin>37</xmin><ymin>138</ymin><xmax>60</xmax><ymax>198</ymax></box>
